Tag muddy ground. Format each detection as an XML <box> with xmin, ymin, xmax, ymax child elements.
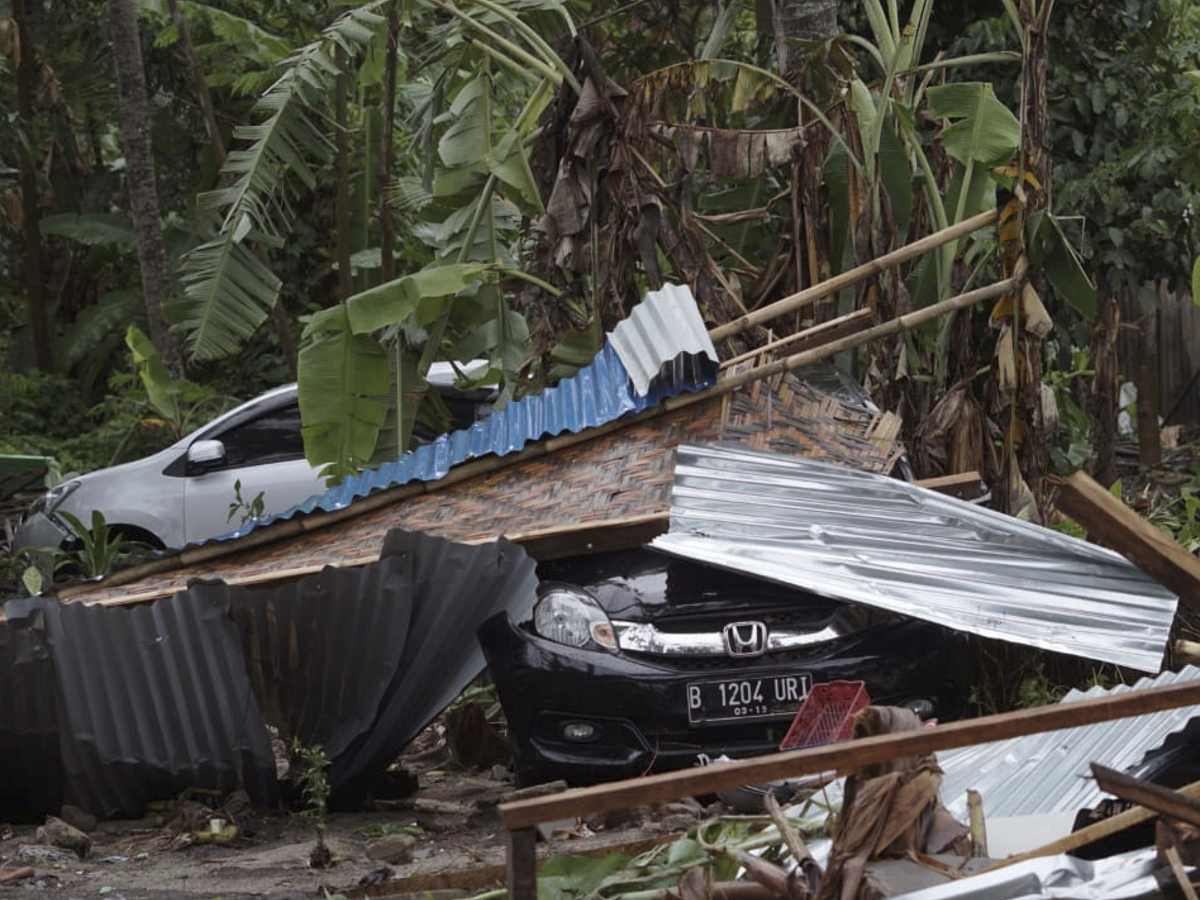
<box><xmin>0</xmin><ymin>730</ymin><xmax>713</xmax><ymax>900</ymax></box>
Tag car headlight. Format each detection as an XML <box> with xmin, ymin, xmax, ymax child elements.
<box><xmin>533</xmin><ymin>585</ymin><xmax>618</xmax><ymax>652</ymax></box>
<box><xmin>29</xmin><ymin>480</ymin><xmax>81</xmax><ymax>516</ymax></box>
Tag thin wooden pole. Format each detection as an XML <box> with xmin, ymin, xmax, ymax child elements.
<box><xmin>708</xmin><ymin>208</ymin><xmax>999</xmax><ymax>342</ymax></box>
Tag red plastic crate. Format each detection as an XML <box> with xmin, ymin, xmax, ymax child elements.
<box><xmin>779</xmin><ymin>680</ymin><xmax>869</xmax><ymax>751</ymax></box>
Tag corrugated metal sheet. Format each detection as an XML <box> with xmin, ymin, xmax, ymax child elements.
<box><xmin>608</xmin><ymin>283</ymin><xmax>718</xmax><ymax>395</ymax></box>
<box><xmin>938</xmin><ymin>666</ymin><xmax>1200</xmax><ymax>822</ymax></box>
<box><xmin>0</xmin><ymin>598</ymin><xmax>63</xmax><ymax>821</ymax></box>
<box><xmin>227</xmin><ymin>283</ymin><xmax>718</xmax><ymax>537</ymax></box>
<box><xmin>330</xmin><ymin>529</ymin><xmax>538</xmax><ymax>803</ymax></box>
<box><xmin>652</xmin><ymin>443</ymin><xmax>1179</xmax><ymax>672</ymax></box>
<box><xmin>191</xmin><ymin>552</ymin><xmax>415</xmax><ymax>762</ymax></box>
<box><xmin>43</xmin><ymin>591</ymin><xmax>278</xmax><ymax>819</ymax></box>
<box><xmin>887</xmin><ymin>847</ymin><xmax>1164</xmax><ymax>900</ymax></box>
<box><xmin>0</xmin><ymin>532</ymin><xmax>537</xmax><ymax>817</ymax></box>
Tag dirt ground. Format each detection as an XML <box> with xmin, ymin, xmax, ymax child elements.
<box><xmin>0</xmin><ymin>734</ymin><xmax>711</xmax><ymax>900</ymax></box>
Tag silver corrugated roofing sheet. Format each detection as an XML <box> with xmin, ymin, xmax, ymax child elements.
<box><xmin>651</xmin><ymin>443</ymin><xmax>1179</xmax><ymax>672</ymax></box>
<box><xmin>608</xmin><ymin>283</ymin><xmax>718</xmax><ymax>395</ymax></box>
<box><xmin>888</xmin><ymin>847</ymin><xmax>1164</xmax><ymax>900</ymax></box>
<box><xmin>229</xmin><ymin>283</ymin><xmax>718</xmax><ymax>537</ymax></box>
<box><xmin>938</xmin><ymin>666</ymin><xmax>1200</xmax><ymax>822</ymax></box>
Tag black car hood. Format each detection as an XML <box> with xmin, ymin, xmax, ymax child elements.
<box><xmin>537</xmin><ymin>547</ymin><xmax>843</xmax><ymax>625</ymax></box>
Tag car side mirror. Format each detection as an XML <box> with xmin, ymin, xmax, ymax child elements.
<box><xmin>187</xmin><ymin>439</ymin><xmax>227</xmax><ymax>472</ymax></box>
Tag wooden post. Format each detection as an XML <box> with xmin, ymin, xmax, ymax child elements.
<box><xmin>506</xmin><ymin>827</ymin><xmax>538</xmax><ymax>900</ymax></box>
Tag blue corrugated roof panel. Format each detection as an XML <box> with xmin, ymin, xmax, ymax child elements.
<box><xmin>225</xmin><ymin>284</ymin><xmax>718</xmax><ymax>536</ymax></box>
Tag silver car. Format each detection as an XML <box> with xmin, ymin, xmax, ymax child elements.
<box><xmin>16</xmin><ymin>367</ymin><xmax>493</xmax><ymax>552</ymax></box>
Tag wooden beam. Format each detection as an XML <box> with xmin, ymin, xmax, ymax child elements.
<box><xmin>1052</xmin><ymin>469</ymin><xmax>1200</xmax><ymax>612</ymax></box>
<box><xmin>709</xmin><ymin>209</ymin><xmax>998</xmax><ymax>342</ymax></box>
<box><xmin>1091</xmin><ymin>763</ymin><xmax>1200</xmax><ymax>829</ymax></box>
<box><xmin>500</xmin><ymin>678</ymin><xmax>1200</xmax><ymax>831</ymax></box>
<box><xmin>914</xmin><ymin>471</ymin><xmax>986</xmax><ymax>501</ymax></box>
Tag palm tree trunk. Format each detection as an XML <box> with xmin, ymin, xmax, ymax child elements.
<box><xmin>107</xmin><ymin>0</ymin><xmax>183</xmax><ymax>373</ymax></box>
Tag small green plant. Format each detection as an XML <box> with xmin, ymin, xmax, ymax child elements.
<box><xmin>293</xmin><ymin>741</ymin><xmax>331</xmax><ymax>830</ymax></box>
<box><xmin>227</xmin><ymin>480</ymin><xmax>266</xmax><ymax>527</ymax></box>
<box><xmin>54</xmin><ymin>510</ymin><xmax>149</xmax><ymax>580</ymax></box>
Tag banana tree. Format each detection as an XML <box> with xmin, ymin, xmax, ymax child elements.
<box><xmin>170</xmin><ymin>0</ymin><xmax>578</xmax><ymax>478</ymax></box>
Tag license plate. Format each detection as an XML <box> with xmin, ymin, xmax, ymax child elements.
<box><xmin>686</xmin><ymin>673</ymin><xmax>812</xmax><ymax>725</ymax></box>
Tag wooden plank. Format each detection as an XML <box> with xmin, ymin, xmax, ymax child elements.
<box><xmin>506</xmin><ymin>827</ymin><xmax>538</xmax><ymax>900</ymax></box>
<box><xmin>500</xmin><ymin>678</ymin><xmax>1200</xmax><ymax>830</ymax></box>
<box><xmin>1053</xmin><ymin>469</ymin><xmax>1200</xmax><ymax>612</ymax></box>
<box><xmin>1091</xmin><ymin>763</ymin><xmax>1200</xmax><ymax>829</ymax></box>
<box><xmin>709</xmin><ymin>209</ymin><xmax>999</xmax><ymax>341</ymax></box>
<box><xmin>914</xmin><ymin>471</ymin><xmax>985</xmax><ymax>500</ymax></box>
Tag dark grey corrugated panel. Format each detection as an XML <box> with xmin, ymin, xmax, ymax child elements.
<box><xmin>42</xmin><ymin>592</ymin><xmax>277</xmax><ymax>819</ymax></box>
<box><xmin>653</xmin><ymin>443</ymin><xmax>1179</xmax><ymax>672</ymax></box>
<box><xmin>329</xmin><ymin>529</ymin><xmax>539</xmax><ymax>804</ymax></box>
<box><xmin>211</xmin><ymin>552</ymin><xmax>413</xmax><ymax>761</ymax></box>
<box><xmin>0</xmin><ymin>598</ymin><xmax>63</xmax><ymax>820</ymax></box>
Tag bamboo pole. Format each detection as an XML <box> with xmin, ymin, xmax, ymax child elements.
<box><xmin>708</xmin><ymin>208</ymin><xmax>999</xmax><ymax>342</ymax></box>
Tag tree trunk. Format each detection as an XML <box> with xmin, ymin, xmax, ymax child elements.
<box><xmin>778</xmin><ymin>0</ymin><xmax>838</xmax><ymax>72</ymax></box>
<box><xmin>334</xmin><ymin>45</ymin><xmax>352</xmax><ymax>301</ymax></box>
<box><xmin>1088</xmin><ymin>294</ymin><xmax>1119</xmax><ymax>488</ymax></box>
<box><xmin>108</xmin><ymin>0</ymin><xmax>182</xmax><ymax>373</ymax></box>
<box><xmin>1136</xmin><ymin>307</ymin><xmax>1161</xmax><ymax>467</ymax></box>
<box><xmin>1013</xmin><ymin>0</ymin><xmax>1054</xmax><ymax>517</ymax></box>
<box><xmin>165</xmin><ymin>0</ymin><xmax>225</xmax><ymax>168</ymax></box>
<box><xmin>14</xmin><ymin>0</ymin><xmax>52</xmax><ymax>371</ymax></box>
<box><xmin>380</xmin><ymin>10</ymin><xmax>398</xmax><ymax>284</ymax></box>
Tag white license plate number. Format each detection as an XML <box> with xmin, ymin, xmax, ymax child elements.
<box><xmin>686</xmin><ymin>674</ymin><xmax>811</xmax><ymax>725</ymax></box>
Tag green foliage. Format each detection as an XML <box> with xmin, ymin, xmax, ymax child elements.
<box><xmin>1048</xmin><ymin>0</ymin><xmax>1200</xmax><ymax>307</ymax></box>
<box><xmin>54</xmin><ymin>509</ymin><xmax>152</xmax><ymax>580</ymax></box>
<box><xmin>1142</xmin><ymin>469</ymin><xmax>1200</xmax><ymax>554</ymax></box>
<box><xmin>1042</xmin><ymin>343</ymin><xmax>1094</xmax><ymax>474</ymax></box>
<box><xmin>227</xmin><ymin>479</ymin><xmax>266</xmax><ymax>527</ymax></box>
<box><xmin>292</xmin><ymin>741</ymin><xmax>331</xmax><ymax>831</ymax></box>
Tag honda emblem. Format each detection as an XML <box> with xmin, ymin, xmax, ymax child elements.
<box><xmin>722</xmin><ymin>621</ymin><xmax>767</xmax><ymax>657</ymax></box>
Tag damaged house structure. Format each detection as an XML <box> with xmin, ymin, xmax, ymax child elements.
<box><xmin>5</xmin><ymin>270</ymin><xmax>1200</xmax><ymax>899</ymax></box>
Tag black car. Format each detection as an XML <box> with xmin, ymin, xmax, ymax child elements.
<box><xmin>479</xmin><ymin>547</ymin><xmax>965</xmax><ymax>787</ymax></box>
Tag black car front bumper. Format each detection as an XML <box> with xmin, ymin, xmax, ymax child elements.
<box><xmin>479</xmin><ymin>612</ymin><xmax>963</xmax><ymax>787</ymax></box>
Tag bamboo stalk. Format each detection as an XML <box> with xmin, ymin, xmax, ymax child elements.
<box><xmin>708</xmin><ymin>208</ymin><xmax>999</xmax><ymax>342</ymax></box>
